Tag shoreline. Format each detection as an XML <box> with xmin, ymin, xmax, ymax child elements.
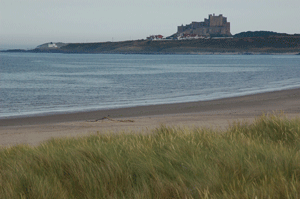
<box><xmin>1</xmin><ymin>87</ymin><xmax>300</xmax><ymax>127</ymax></box>
<box><xmin>1</xmin><ymin>85</ymin><xmax>298</xmax><ymax>120</ymax></box>
<box><xmin>1</xmin><ymin>88</ymin><xmax>300</xmax><ymax>146</ymax></box>
<box><xmin>1</xmin><ymin>50</ymin><xmax>300</xmax><ymax>55</ymax></box>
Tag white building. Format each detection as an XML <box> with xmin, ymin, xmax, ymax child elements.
<box><xmin>48</xmin><ymin>43</ymin><xmax>58</xmax><ymax>48</ymax></box>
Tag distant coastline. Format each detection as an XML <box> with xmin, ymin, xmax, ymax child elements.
<box><xmin>2</xmin><ymin>31</ymin><xmax>300</xmax><ymax>55</ymax></box>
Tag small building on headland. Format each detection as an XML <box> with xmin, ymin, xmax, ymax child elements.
<box><xmin>48</xmin><ymin>42</ymin><xmax>58</xmax><ymax>48</ymax></box>
<box><xmin>177</xmin><ymin>14</ymin><xmax>231</xmax><ymax>38</ymax></box>
<box><xmin>147</xmin><ymin>35</ymin><xmax>164</xmax><ymax>40</ymax></box>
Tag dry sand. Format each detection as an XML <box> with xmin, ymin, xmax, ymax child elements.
<box><xmin>1</xmin><ymin>88</ymin><xmax>300</xmax><ymax>147</ymax></box>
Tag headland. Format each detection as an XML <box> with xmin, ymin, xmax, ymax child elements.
<box><xmin>3</xmin><ymin>33</ymin><xmax>299</xmax><ymax>55</ymax></box>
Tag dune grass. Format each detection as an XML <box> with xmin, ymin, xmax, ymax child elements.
<box><xmin>1</xmin><ymin>114</ymin><xmax>300</xmax><ymax>198</ymax></box>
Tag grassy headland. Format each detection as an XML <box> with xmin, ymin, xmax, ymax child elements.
<box><xmin>1</xmin><ymin>114</ymin><xmax>300</xmax><ymax>198</ymax></box>
<box><xmin>29</xmin><ymin>36</ymin><xmax>300</xmax><ymax>54</ymax></box>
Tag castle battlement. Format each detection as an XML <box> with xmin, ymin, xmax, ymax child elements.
<box><xmin>177</xmin><ymin>14</ymin><xmax>231</xmax><ymax>37</ymax></box>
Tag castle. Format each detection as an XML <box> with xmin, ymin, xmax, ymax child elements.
<box><xmin>177</xmin><ymin>14</ymin><xmax>231</xmax><ymax>37</ymax></box>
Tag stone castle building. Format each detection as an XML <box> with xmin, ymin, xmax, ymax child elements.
<box><xmin>177</xmin><ymin>14</ymin><xmax>231</xmax><ymax>37</ymax></box>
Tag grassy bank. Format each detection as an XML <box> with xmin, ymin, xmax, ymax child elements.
<box><xmin>30</xmin><ymin>36</ymin><xmax>300</xmax><ymax>54</ymax></box>
<box><xmin>1</xmin><ymin>114</ymin><xmax>300</xmax><ymax>198</ymax></box>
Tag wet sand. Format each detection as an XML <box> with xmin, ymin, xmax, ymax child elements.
<box><xmin>1</xmin><ymin>88</ymin><xmax>300</xmax><ymax>147</ymax></box>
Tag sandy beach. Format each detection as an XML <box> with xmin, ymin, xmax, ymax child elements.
<box><xmin>1</xmin><ymin>88</ymin><xmax>300</xmax><ymax>147</ymax></box>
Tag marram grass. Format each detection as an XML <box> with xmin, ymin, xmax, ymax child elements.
<box><xmin>1</xmin><ymin>114</ymin><xmax>300</xmax><ymax>199</ymax></box>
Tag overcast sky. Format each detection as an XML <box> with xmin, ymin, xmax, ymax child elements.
<box><xmin>1</xmin><ymin>0</ymin><xmax>300</xmax><ymax>49</ymax></box>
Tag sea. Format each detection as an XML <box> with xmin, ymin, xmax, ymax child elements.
<box><xmin>1</xmin><ymin>53</ymin><xmax>300</xmax><ymax>118</ymax></box>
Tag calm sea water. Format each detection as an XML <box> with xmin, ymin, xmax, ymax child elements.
<box><xmin>1</xmin><ymin>53</ymin><xmax>300</xmax><ymax>118</ymax></box>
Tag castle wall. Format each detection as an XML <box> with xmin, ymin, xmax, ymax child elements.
<box><xmin>178</xmin><ymin>26</ymin><xmax>183</xmax><ymax>33</ymax></box>
<box><xmin>193</xmin><ymin>27</ymin><xmax>209</xmax><ymax>36</ymax></box>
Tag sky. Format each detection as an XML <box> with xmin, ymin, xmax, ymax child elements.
<box><xmin>1</xmin><ymin>0</ymin><xmax>300</xmax><ymax>49</ymax></box>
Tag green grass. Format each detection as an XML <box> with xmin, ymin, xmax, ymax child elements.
<box><xmin>1</xmin><ymin>114</ymin><xmax>300</xmax><ymax>198</ymax></box>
